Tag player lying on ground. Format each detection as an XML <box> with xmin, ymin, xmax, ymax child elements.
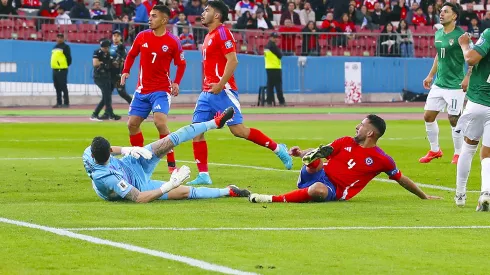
<box><xmin>249</xmin><ymin>115</ymin><xmax>441</xmax><ymax>203</ymax></box>
<box><xmin>83</xmin><ymin>107</ymin><xmax>250</xmax><ymax>203</ymax></box>
<box><xmin>454</xmin><ymin>30</ymin><xmax>490</xmax><ymax>211</ymax></box>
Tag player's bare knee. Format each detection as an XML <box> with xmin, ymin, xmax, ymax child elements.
<box><xmin>464</xmin><ymin>136</ymin><xmax>479</xmax><ymax>146</ymax></box>
<box><xmin>229</xmin><ymin>124</ymin><xmax>250</xmax><ymax>138</ymax></box>
<box><xmin>423</xmin><ymin>111</ymin><xmax>437</xmax><ymax>122</ymax></box>
<box><xmin>308</xmin><ymin>183</ymin><xmax>328</xmax><ymax>201</ymax></box>
<box><xmin>193</xmin><ymin>133</ymin><xmax>205</xmax><ymax>142</ymax></box>
<box><xmin>154</xmin><ymin>121</ymin><xmax>169</xmax><ymax>135</ymax></box>
<box><xmin>481</xmin><ymin>146</ymin><xmax>490</xmax><ymax>160</ymax></box>
<box><xmin>127</xmin><ymin>117</ymin><xmax>142</xmax><ymax>133</ymax></box>
<box><xmin>448</xmin><ymin>115</ymin><xmax>460</xmax><ymax>127</ymax></box>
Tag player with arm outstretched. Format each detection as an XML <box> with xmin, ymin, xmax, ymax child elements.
<box><xmin>188</xmin><ymin>0</ymin><xmax>292</xmax><ymax>185</ymax></box>
<box><xmin>83</xmin><ymin>107</ymin><xmax>250</xmax><ymax>203</ymax></box>
<box><xmin>121</xmin><ymin>4</ymin><xmax>186</xmax><ymax>174</ymax></box>
<box><xmin>420</xmin><ymin>2</ymin><xmax>470</xmax><ymax>164</ymax></box>
<box><xmin>249</xmin><ymin>115</ymin><xmax>441</xmax><ymax>203</ymax></box>
<box><xmin>454</xmin><ymin>30</ymin><xmax>490</xmax><ymax>210</ymax></box>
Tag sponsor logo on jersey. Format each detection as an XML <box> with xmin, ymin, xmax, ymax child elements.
<box><xmin>117</xmin><ymin>179</ymin><xmax>128</xmax><ymax>191</ymax></box>
<box><xmin>476</xmin><ymin>37</ymin><xmax>486</xmax><ymax>47</ymax></box>
<box><xmin>162</xmin><ymin>45</ymin><xmax>169</xmax><ymax>52</ymax></box>
<box><xmin>344</xmin><ymin>147</ymin><xmax>352</xmax><ymax>152</ymax></box>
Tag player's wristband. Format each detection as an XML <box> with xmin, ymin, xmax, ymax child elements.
<box><xmin>160</xmin><ymin>182</ymin><xmax>172</xmax><ymax>194</ymax></box>
<box><xmin>121</xmin><ymin>147</ymin><xmax>131</xmax><ymax>156</ymax></box>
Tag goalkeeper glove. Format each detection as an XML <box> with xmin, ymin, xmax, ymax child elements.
<box><xmin>121</xmin><ymin>147</ymin><xmax>153</xmax><ymax>160</ymax></box>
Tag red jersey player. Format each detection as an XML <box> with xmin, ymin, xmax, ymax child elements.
<box><xmin>187</xmin><ymin>0</ymin><xmax>292</xmax><ymax>185</ymax></box>
<box><xmin>121</xmin><ymin>5</ymin><xmax>186</xmax><ymax>173</ymax></box>
<box><xmin>249</xmin><ymin>115</ymin><xmax>442</xmax><ymax>203</ymax></box>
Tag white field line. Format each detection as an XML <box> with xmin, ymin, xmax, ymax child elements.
<box><xmin>0</xmin><ymin>138</ymin><xmax>92</xmax><ymax>142</ymax></box>
<box><xmin>62</xmin><ymin>226</ymin><xmax>490</xmax><ymax>232</ymax></box>
<box><xmin>0</xmin><ymin>157</ymin><xmax>478</xmax><ymax>193</ymax></box>
<box><xmin>0</xmin><ymin>137</ymin><xmax>447</xmax><ymax>142</ymax></box>
<box><xmin>0</xmin><ymin>217</ymin><xmax>257</xmax><ymax>275</ymax></box>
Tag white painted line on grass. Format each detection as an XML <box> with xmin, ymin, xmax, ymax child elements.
<box><xmin>0</xmin><ymin>157</ymin><xmax>478</xmax><ymax>193</ymax></box>
<box><xmin>0</xmin><ymin>137</ymin><xmax>440</xmax><ymax>142</ymax></box>
<box><xmin>0</xmin><ymin>217</ymin><xmax>258</xmax><ymax>275</ymax></box>
<box><xmin>62</xmin><ymin>226</ymin><xmax>490</xmax><ymax>232</ymax></box>
<box><xmin>0</xmin><ymin>138</ymin><xmax>92</xmax><ymax>142</ymax></box>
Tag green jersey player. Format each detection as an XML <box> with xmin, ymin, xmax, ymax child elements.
<box><xmin>455</xmin><ymin>29</ymin><xmax>490</xmax><ymax>210</ymax></box>
<box><xmin>420</xmin><ymin>2</ymin><xmax>469</xmax><ymax>165</ymax></box>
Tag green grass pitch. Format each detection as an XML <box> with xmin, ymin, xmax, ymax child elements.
<box><xmin>0</xmin><ymin>119</ymin><xmax>489</xmax><ymax>274</ymax></box>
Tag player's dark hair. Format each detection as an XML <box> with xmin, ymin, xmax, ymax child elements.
<box><xmin>207</xmin><ymin>0</ymin><xmax>229</xmax><ymax>23</ymax></box>
<box><xmin>366</xmin><ymin>114</ymin><xmax>386</xmax><ymax>138</ymax></box>
<box><xmin>442</xmin><ymin>2</ymin><xmax>460</xmax><ymax>20</ymax></box>
<box><xmin>152</xmin><ymin>4</ymin><xmax>171</xmax><ymax>17</ymax></box>
<box><xmin>91</xmin><ymin>136</ymin><xmax>111</xmax><ymax>164</ymax></box>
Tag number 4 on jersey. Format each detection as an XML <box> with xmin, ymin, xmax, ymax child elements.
<box><xmin>347</xmin><ymin>159</ymin><xmax>356</xmax><ymax>169</ymax></box>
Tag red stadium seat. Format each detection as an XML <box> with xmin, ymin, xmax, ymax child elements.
<box><xmin>97</xmin><ymin>23</ymin><xmax>113</xmax><ymax>34</ymax></box>
<box><xmin>79</xmin><ymin>24</ymin><xmax>96</xmax><ymax>33</ymax></box>
<box><xmin>59</xmin><ymin>24</ymin><xmax>78</xmax><ymax>33</ymax></box>
<box><xmin>41</xmin><ymin>24</ymin><xmax>59</xmax><ymax>33</ymax></box>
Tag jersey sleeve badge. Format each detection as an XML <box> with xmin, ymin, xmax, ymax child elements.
<box><xmin>225</xmin><ymin>40</ymin><xmax>233</xmax><ymax>49</ymax></box>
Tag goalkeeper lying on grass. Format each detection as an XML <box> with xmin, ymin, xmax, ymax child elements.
<box><xmin>82</xmin><ymin>107</ymin><xmax>250</xmax><ymax>203</ymax></box>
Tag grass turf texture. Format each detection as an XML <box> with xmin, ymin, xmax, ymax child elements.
<box><xmin>0</xmin><ymin>120</ymin><xmax>488</xmax><ymax>274</ymax></box>
<box><xmin>0</xmin><ymin>106</ymin><xmax>422</xmax><ymax>116</ymax></box>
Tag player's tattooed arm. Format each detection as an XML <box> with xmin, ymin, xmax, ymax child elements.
<box><xmin>151</xmin><ymin>138</ymin><xmax>175</xmax><ymax>159</ymax></box>
<box><xmin>462</xmin><ymin>66</ymin><xmax>472</xmax><ymax>92</ymax></box>
<box><xmin>124</xmin><ymin>187</ymin><xmax>164</xmax><ymax>203</ymax></box>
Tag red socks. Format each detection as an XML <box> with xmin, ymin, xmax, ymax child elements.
<box><xmin>193</xmin><ymin>141</ymin><xmax>208</xmax><ymax>172</ymax></box>
<box><xmin>129</xmin><ymin>132</ymin><xmax>144</xmax><ymax>147</ymax></box>
<box><xmin>247</xmin><ymin>128</ymin><xmax>278</xmax><ymax>151</ymax></box>
<box><xmin>160</xmin><ymin>134</ymin><xmax>176</xmax><ymax>166</ymax></box>
<box><xmin>272</xmin><ymin>188</ymin><xmax>312</xmax><ymax>203</ymax></box>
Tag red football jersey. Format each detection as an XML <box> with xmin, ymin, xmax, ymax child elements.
<box><xmin>123</xmin><ymin>30</ymin><xmax>186</xmax><ymax>94</ymax></box>
<box><xmin>323</xmin><ymin>137</ymin><xmax>402</xmax><ymax>201</ymax></box>
<box><xmin>201</xmin><ymin>25</ymin><xmax>238</xmax><ymax>92</ymax></box>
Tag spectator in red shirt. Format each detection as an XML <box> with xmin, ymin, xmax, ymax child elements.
<box><xmin>321</xmin><ymin>12</ymin><xmax>341</xmax><ymax>32</ymax></box>
<box><xmin>169</xmin><ymin>0</ymin><xmax>184</xmax><ymax>19</ymax></box>
<box><xmin>143</xmin><ymin>0</ymin><xmax>157</xmax><ymax>16</ymax></box>
<box><xmin>321</xmin><ymin>12</ymin><xmax>341</xmax><ymax>43</ymax></box>
<box><xmin>280</xmin><ymin>2</ymin><xmax>301</xmax><ymax>25</ymax></box>
<box><xmin>338</xmin><ymin>12</ymin><xmax>356</xmax><ymax>46</ymax></box>
<box><xmin>364</xmin><ymin>0</ymin><xmax>377</xmax><ymax>12</ymax></box>
<box><xmin>411</xmin><ymin>7</ymin><xmax>427</xmax><ymax>26</ymax></box>
<box><xmin>278</xmin><ymin>18</ymin><xmax>301</xmax><ymax>55</ymax></box>
<box><xmin>179</xmin><ymin>26</ymin><xmax>195</xmax><ymax>50</ymax></box>
<box><xmin>399</xmin><ymin>0</ymin><xmax>408</xmax><ymax>20</ymax></box>
<box><xmin>338</xmin><ymin>12</ymin><xmax>356</xmax><ymax>33</ymax></box>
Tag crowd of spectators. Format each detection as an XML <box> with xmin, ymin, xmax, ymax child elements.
<box><xmin>1</xmin><ymin>0</ymin><xmax>490</xmax><ymax>57</ymax></box>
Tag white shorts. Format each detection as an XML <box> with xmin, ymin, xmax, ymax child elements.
<box><xmin>424</xmin><ymin>85</ymin><xmax>465</xmax><ymax>115</ymax></box>
<box><xmin>455</xmin><ymin>100</ymin><xmax>490</xmax><ymax>147</ymax></box>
